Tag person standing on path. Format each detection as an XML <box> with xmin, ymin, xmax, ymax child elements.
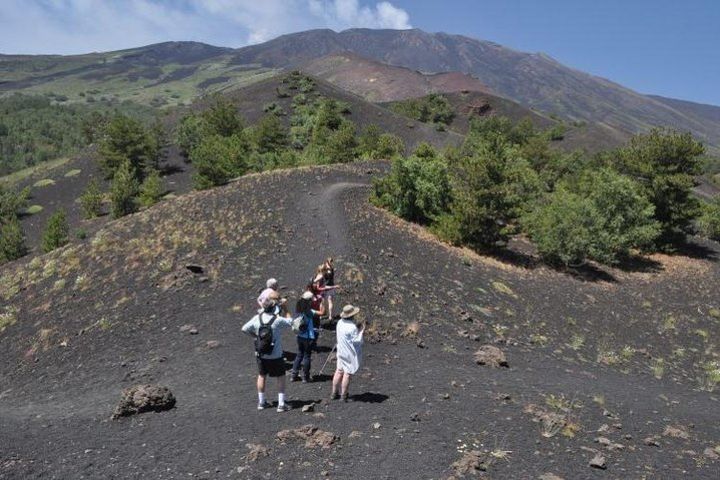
<box><xmin>290</xmin><ymin>291</ymin><xmax>320</xmax><ymax>383</ymax></box>
<box><xmin>321</xmin><ymin>257</ymin><xmax>339</xmax><ymax>320</ymax></box>
<box><xmin>257</xmin><ymin>278</ymin><xmax>279</xmax><ymax>309</ymax></box>
<box><xmin>331</xmin><ymin>304</ymin><xmax>364</xmax><ymax>402</ymax></box>
<box><xmin>242</xmin><ymin>292</ymin><xmax>293</xmax><ymax>412</ymax></box>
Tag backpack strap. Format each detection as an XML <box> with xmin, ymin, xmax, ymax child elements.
<box><xmin>260</xmin><ymin>313</ymin><xmax>277</xmax><ymax>327</ymax></box>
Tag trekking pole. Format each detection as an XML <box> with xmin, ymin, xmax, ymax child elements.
<box><xmin>318</xmin><ymin>344</ymin><xmax>337</xmax><ymax>376</ymax></box>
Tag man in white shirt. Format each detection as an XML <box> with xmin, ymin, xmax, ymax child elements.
<box><xmin>242</xmin><ymin>291</ymin><xmax>293</xmax><ymax>412</ymax></box>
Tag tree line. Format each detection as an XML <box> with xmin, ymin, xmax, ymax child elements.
<box><xmin>373</xmin><ymin>116</ymin><xmax>720</xmax><ymax>267</ymax></box>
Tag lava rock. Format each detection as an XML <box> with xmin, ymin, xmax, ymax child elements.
<box><xmin>474</xmin><ymin>345</ymin><xmax>508</xmax><ymax>367</ymax></box>
<box><xmin>589</xmin><ymin>454</ymin><xmax>607</xmax><ymax>469</ymax></box>
<box><xmin>112</xmin><ymin>384</ymin><xmax>176</xmax><ymax>419</ymax></box>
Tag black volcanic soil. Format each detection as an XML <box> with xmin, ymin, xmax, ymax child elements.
<box><xmin>1</xmin><ymin>162</ymin><xmax>720</xmax><ymax>479</ymax></box>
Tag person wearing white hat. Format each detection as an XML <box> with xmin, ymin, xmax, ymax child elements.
<box><xmin>331</xmin><ymin>304</ymin><xmax>364</xmax><ymax>402</ymax></box>
<box><xmin>257</xmin><ymin>278</ymin><xmax>279</xmax><ymax>309</ymax></box>
<box><xmin>290</xmin><ymin>291</ymin><xmax>321</xmax><ymax>382</ymax></box>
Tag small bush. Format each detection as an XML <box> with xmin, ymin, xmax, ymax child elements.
<box><xmin>191</xmin><ymin>134</ymin><xmax>250</xmax><ymax>189</ymax></box>
<box><xmin>42</xmin><ymin>209</ymin><xmax>69</xmax><ymax>253</ymax></box>
<box><xmin>110</xmin><ymin>160</ymin><xmax>139</xmax><ymax>218</ymax></box>
<box><xmin>79</xmin><ymin>179</ymin><xmax>103</xmax><ymax>219</ymax></box>
<box><xmin>698</xmin><ymin>197</ymin><xmax>720</xmax><ymax>240</ymax></box>
<box><xmin>0</xmin><ymin>217</ymin><xmax>26</xmax><ymax>263</ymax></box>
<box><xmin>138</xmin><ymin>169</ymin><xmax>164</xmax><ymax>208</ymax></box>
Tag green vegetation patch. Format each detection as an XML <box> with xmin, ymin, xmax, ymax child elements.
<box><xmin>25</xmin><ymin>205</ymin><xmax>43</xmax><ymax>215</ymax></box>
<box><xmin>64</xmin><ymin>169</ymin><xmax>82</xmax><ymax>177</ymax></box>
<box><xmin>33</xmin><ymin>178</ymin><xmax>56</xmax><ymax>188</ymax></box>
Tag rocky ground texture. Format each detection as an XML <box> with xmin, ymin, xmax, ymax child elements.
<box><xmin>1</xmin><ymin>161</ymin><xmax>719</xmax><ymax>479</ymax></box>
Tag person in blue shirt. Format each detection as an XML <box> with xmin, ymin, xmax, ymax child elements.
<box><xmin>290</xmin><ymin>290</ymin><xmax>323</xmax><ymax>383</ymax></box>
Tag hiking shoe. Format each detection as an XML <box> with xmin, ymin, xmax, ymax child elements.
<box><xmin>330</xmin><ymin>392</ymin><xmax>340</xmax><ymax>401</ymax></box>
<box><xmin>290</xmin><ymin>374</ymin><xmax>301</xmax><ymax>382</ymax></box>
<box><xmin>302</xmin><ymin>377</ymin><xmax>311</xmax><ymax>384</ymax></box>
<box><xmin>257</xmin><ymin>401</ymin><xmax>272</xmax><ymax>411</ymax></box>
<box><xmin>341</xmin><ymin>393</ymin><xmax>349</xmax><ymax>403</ymax></box>
<box><xmin>276</xmin><ymin>404</ymin><xmax>290</xmax><ymax>413</ymax></box>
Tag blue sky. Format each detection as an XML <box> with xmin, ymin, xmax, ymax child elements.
<box><xmin>1</xmin><ymin>0</ymin><xmax>718</xmax><ymax>105</ymax></box>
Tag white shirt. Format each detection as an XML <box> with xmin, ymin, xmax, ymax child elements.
<box><xmin>336</xmin><ymin>318</ymin><xmax>364</xmax><ymax>374</ymax></box>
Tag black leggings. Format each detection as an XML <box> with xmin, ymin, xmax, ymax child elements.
<box><xmin>292</xmin><ymin>336</ymin><xmax>314</xmax><ymax>379</ymax></box>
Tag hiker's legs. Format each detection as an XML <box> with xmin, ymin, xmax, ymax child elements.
<box><xmin>276</xmin><ymin>374</ymin><xmax>286</xmax><ymax>406</ymax></box>
<box><xmin>327</xmin><ymin>295</ymin><xmax>333</xmax><ymax>319</ymax></box>
<box><xmin>341</xmin><ymin>372</ymin><xmax>351</xmax><ymax>397</ymax></box>
<box><xmin>291</xmin><ymin>337</ymin><xmax>305</xmax><ymax>378</ymax></box>
<box><xmin>332</xmin><ymin>368</ymin><xmax>343</xmax><ymax>395</ymax></box>
<box><xmin>257</xmin><ymin>374</ymin><xmax>266</xmax><ymax>393</ymax></box>
<box><xmin>301</xmin><ymin>338</ymin><xmax>312</xmax><ymax>380</ymax></box>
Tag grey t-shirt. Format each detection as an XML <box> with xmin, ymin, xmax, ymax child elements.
<box><xmin>242</xmin><ymin>312</ymin><xmax>293</xmax><ymax>359</ymax></box>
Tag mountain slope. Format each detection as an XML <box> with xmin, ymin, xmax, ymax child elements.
<box><xmin>232</xmin><ymin>28</ymin><xmax>720</xmax><ymax>152</ymax></box>
<box><xmin>301</xmin><ymin>52</ymin><xmax>491</xmax><ymax>102</ymax></box>
<box><xmin>0</xmin><ymin>41</ymin><xmax>277</xmax><ymax>107</ymax></box>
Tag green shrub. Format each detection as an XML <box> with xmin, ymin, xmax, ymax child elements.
<box><xmin>437</xmin><ymin>141</ymin><xmax>541</xmax><ymax>247</ymax></box>
<box><xmin>175</xmin><ymin>114</ymin><xmax>208</xmax><ymax>158</ymax></box>
<box><xmin>523</xmin><ymin>169</ymin><xmax>659</xmax><ymax>265</ymax></box>
<box><xmin>202</xmin><ymin>96</ymin><xmax>244</xmax><ymax>137</ymax></box>
<box><xmin>390</xmin><ymin>94</ymin><xmax>455</xmax><ymax>126</ymax></box>
<box><xmin>79</xmin><ymin>179</ymin><xmax>103</xmax><ymax>219</ymax></box>
<box><xmin>698</xmin><ymin>197</ymin><xmax>720</xmax><ymax>240</ymax></box>
<box><xmin>253</xmin><ymin>114</ymin><xmax>289</xmax><ymax>154</ymax></box>
<box><xmin>41</xmin><ymin>209</ymin><xmax>69</xmax><ymax>253</ymax></box>
<box><xmin>613</xmin><ymin>129</ymin><xmax>705</xmax><ymax>247</ymax></box>
<box><xmin>0</xmin><ymin>217</ymin><xmax>26</xmax><ymax>263</ymax></box>
<box><xmin>138</xmin><ymin>169</ymin><xmax>164</xmax><ymax>208</ymax></box>
<box><xmin>372</xmin><ymin>145</ymin><xmax>451</xmax><ymax>224</ymax></box>
<box><xmin>110</xmin><ymin>160</ymin><xmax>139</xmax><ymax>218</ymax></box>
<box><xmin>191</xmin><ymin>134</ymin><xmax>250</xmax><ymax>189</ymax></box>
<box><xmin>98</xmin><ymin>115</ymin><xmax>159</xmax><ymax>180</ymax></box>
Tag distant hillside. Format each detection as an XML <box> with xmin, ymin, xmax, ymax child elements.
<box><xmin>232</xmin><ymin>28</ymin><xmax>720</xmax><ymax>152</ymax></box>
<box><xmin>301</xmin><ymin>52</ymin><xmax>490</xmax><ymax>102</ymax></box>
<box><xmin>0</xmin><ymin>41</ymin><xmax>277</xmax><ymax>107</ymax></box>
<box><xmin>208</xmin><ymin>73</ymin><xmax>462</xmax><ymax>152</ymax></box>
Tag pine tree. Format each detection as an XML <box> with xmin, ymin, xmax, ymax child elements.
<box><xmin>0</xmin><ymin>217</ymin><xmax>26</xmax><ymax>263</ymax></box>
<box><xmin>41</xmin><ymin>209</ymin><xmax>69</xmax><ymax>253</ymax></box>
<box><xmin>110</xmin><ymin>160</ymin><xmax>139</xmax><ymax>218</ymax></box>
<box><xmin>79</xmin><ymin>179</ymin><xmax>103</xmax><ymax>219</ymax></box>
<box><xmin>138</xmin><ymin>169</ymin><xmax>164</xmax><ymax>208</ymax></box>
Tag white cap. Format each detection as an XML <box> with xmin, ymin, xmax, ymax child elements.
<box><xmin>266</xmin><ymin>278</ymin><xmax>278</xmax><ymax>289</ymax></box>
<box><xmin>302</xmin><ymin>291</ymin><xmax>313</xmax><ymax>300</ymax></box>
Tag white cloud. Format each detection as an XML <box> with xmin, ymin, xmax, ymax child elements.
<box><xmin>0</xmin><ymin>0</ymin><xmax>412</xmax><ymax>54</ymax></box>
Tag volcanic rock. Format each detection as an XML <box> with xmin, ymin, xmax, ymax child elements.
<box><xmin>474</xmin><ymin>345</ymin><xmax>508</xmax><ymax>367</ymax></box>
<box><xmin>112</xmin><ymin>384</ymin><xmax>176</xmax><ymax>419</ymax></box>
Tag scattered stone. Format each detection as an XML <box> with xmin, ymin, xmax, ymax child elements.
<box><xmin>301</xmin><ymin>404</ymin><xmax>315</xmax><ymax>413</ymax></box>
<box><xmin>474</xmin><ymin>345</ymin><xmax>508</xmax><ymax>368</ymax></box>
<box><xmin>539</xmin><ymin>474</ymin><xmax>564</xmax><ymax>480</ymax></box>
<box><xmin>703</xmin><ymin>447</ymin><xmax>719</xmax><ymax>460</ymax></box>
<box><xmin>410</xmin><ymin>412</ymin><xmax>420</xmax><ymax>422</ymax></box>
<box><xmin>595</xmin><ymin>436</ymin><xmax>612</xmax><ymax>446</ymax></box>
<box><xmin>112</xmin><ymin>384</ymin><xmax>176</xmax><ymax>419</ymax></box>
<box><xmin>663</xmin><ymin>425</ymin><xmax>690</xmax><ymax>440</ymax></box>
<box><xmin>589</xmin><ymin>454</ymin><xmax>607</xmax><ymax>469</ymax></box>
<box><xmin>206</xmin><ymin>340</ymin><xmax>221</xmax><ymax>349</ymax></box>
<box><xmin>244</xmin><ymin>443</ymin><xmax>269</xmax><ymax>462</ymax></box>
<box><xmin>373</xmin><ymin>422</ymin><xmax>381</xmax><ymax>430</ymax></box>
<box><xmin>451</xmin><ymin>450</ymin><xmax>487</xmax><ymax>475</ymax></box>
<box><xmin>348</xmin><ymin>431</ymin><xmax>363</xmax><ymax>438</ymax></box>
<box><xmin>644</xmin><ymin>436</ymin><xmax>661</xmax><ymax>447</ymax></box>
<box><xmin>179</xmin><ymin>324</ymin><xmax>198</xmax><ymax>334</ymax></box>
<box><xmin>276</xmin><ymin>424</ymin><xmax>338</xmax><ymax>449</ymax></box>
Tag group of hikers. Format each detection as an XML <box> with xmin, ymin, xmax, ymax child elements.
<box><xmin>241</xmin><ymin>257</ymin><xmax>366</xmax><ymax>412</ymax></box>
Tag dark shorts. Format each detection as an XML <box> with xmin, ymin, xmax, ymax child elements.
<box><xmin>257</xmin><ymin>357</ymin><xmax>286</xmax><ymax>377</ymax></box>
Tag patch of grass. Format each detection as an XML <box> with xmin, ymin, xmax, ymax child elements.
<box><xmin>620</xmin><ymin>345</ymin><xmax>635</xmax><ymax>362</ymax></box>
<box><xmin>698</xmin><ymin>361</ymin><xmax>720</xmax><ymax>392</ymax></box>
<box><xmin>530</xmin><ymin>333</ymin><xmax>549</xmax><ymax>346</ymax></box>
<box><xmin>0</xmin><ymin>157</ymin><xmax>70</xmax><ymax>187</ymax></box>
<box><xmin>52</xmin><ymin>278</ymin><xmax>66</xmax><ymax>291</ymax></box>
<box><xmin>694</xmin><ymin>329</ymin><xmax>710</xmax><ymax>340</ymax></box>
<box><xmin>24</xmin><ymin>205</ymin><xmax>43</xmax><ymax>215</ymax></box>
<box><xmin>651</xmin><ymin>357</ymin><xmax>665</xmax><ymax>379</ymax></box>
<box><xmin>64</xmin><ymin>169</ymin><xmax>82</xmax><ymax>177</ymax></box>
<box><xmin>709</xmin><ymin>308</ymin><xmax>720</xmax><ymax>320</ymax></box>
<box><xmin>0</xmin><ymin>307</ymin><xmax>18</xmax><ymax>332</ymax></box>
<box><xmin>568</xmin><ymin>333</ymin><xmax>585</xmax><ymax>350</ymax></box>
<box><xmin>491</xmin><ymin>281</ymin><xmax>517</xmax><ymax>298</ymax></box>
<box><xmin>659</xmin><ymin>315</ymin><xmax>677</xmax><ymax>334</ymax></box>
<box><xmin>33</xmin><ymin>178</ymin><xmax>56</xmax><ymax>188</ymax></box>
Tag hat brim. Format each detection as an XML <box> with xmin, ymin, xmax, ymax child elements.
<box><xmin>340</xmin><ymin>306</ymin><xmax>360</xmax><ymax>319</ymax></box>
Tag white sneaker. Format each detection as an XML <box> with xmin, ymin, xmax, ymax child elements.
<box><xmin>276</xmin><ymin>404</ymin><xmax>290</xmax><ymax>412</ymax></box>
<box><xmin>257</xmin><ymin>401</ymin><xmax>272</xmax><ymax>410</ymax></box>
